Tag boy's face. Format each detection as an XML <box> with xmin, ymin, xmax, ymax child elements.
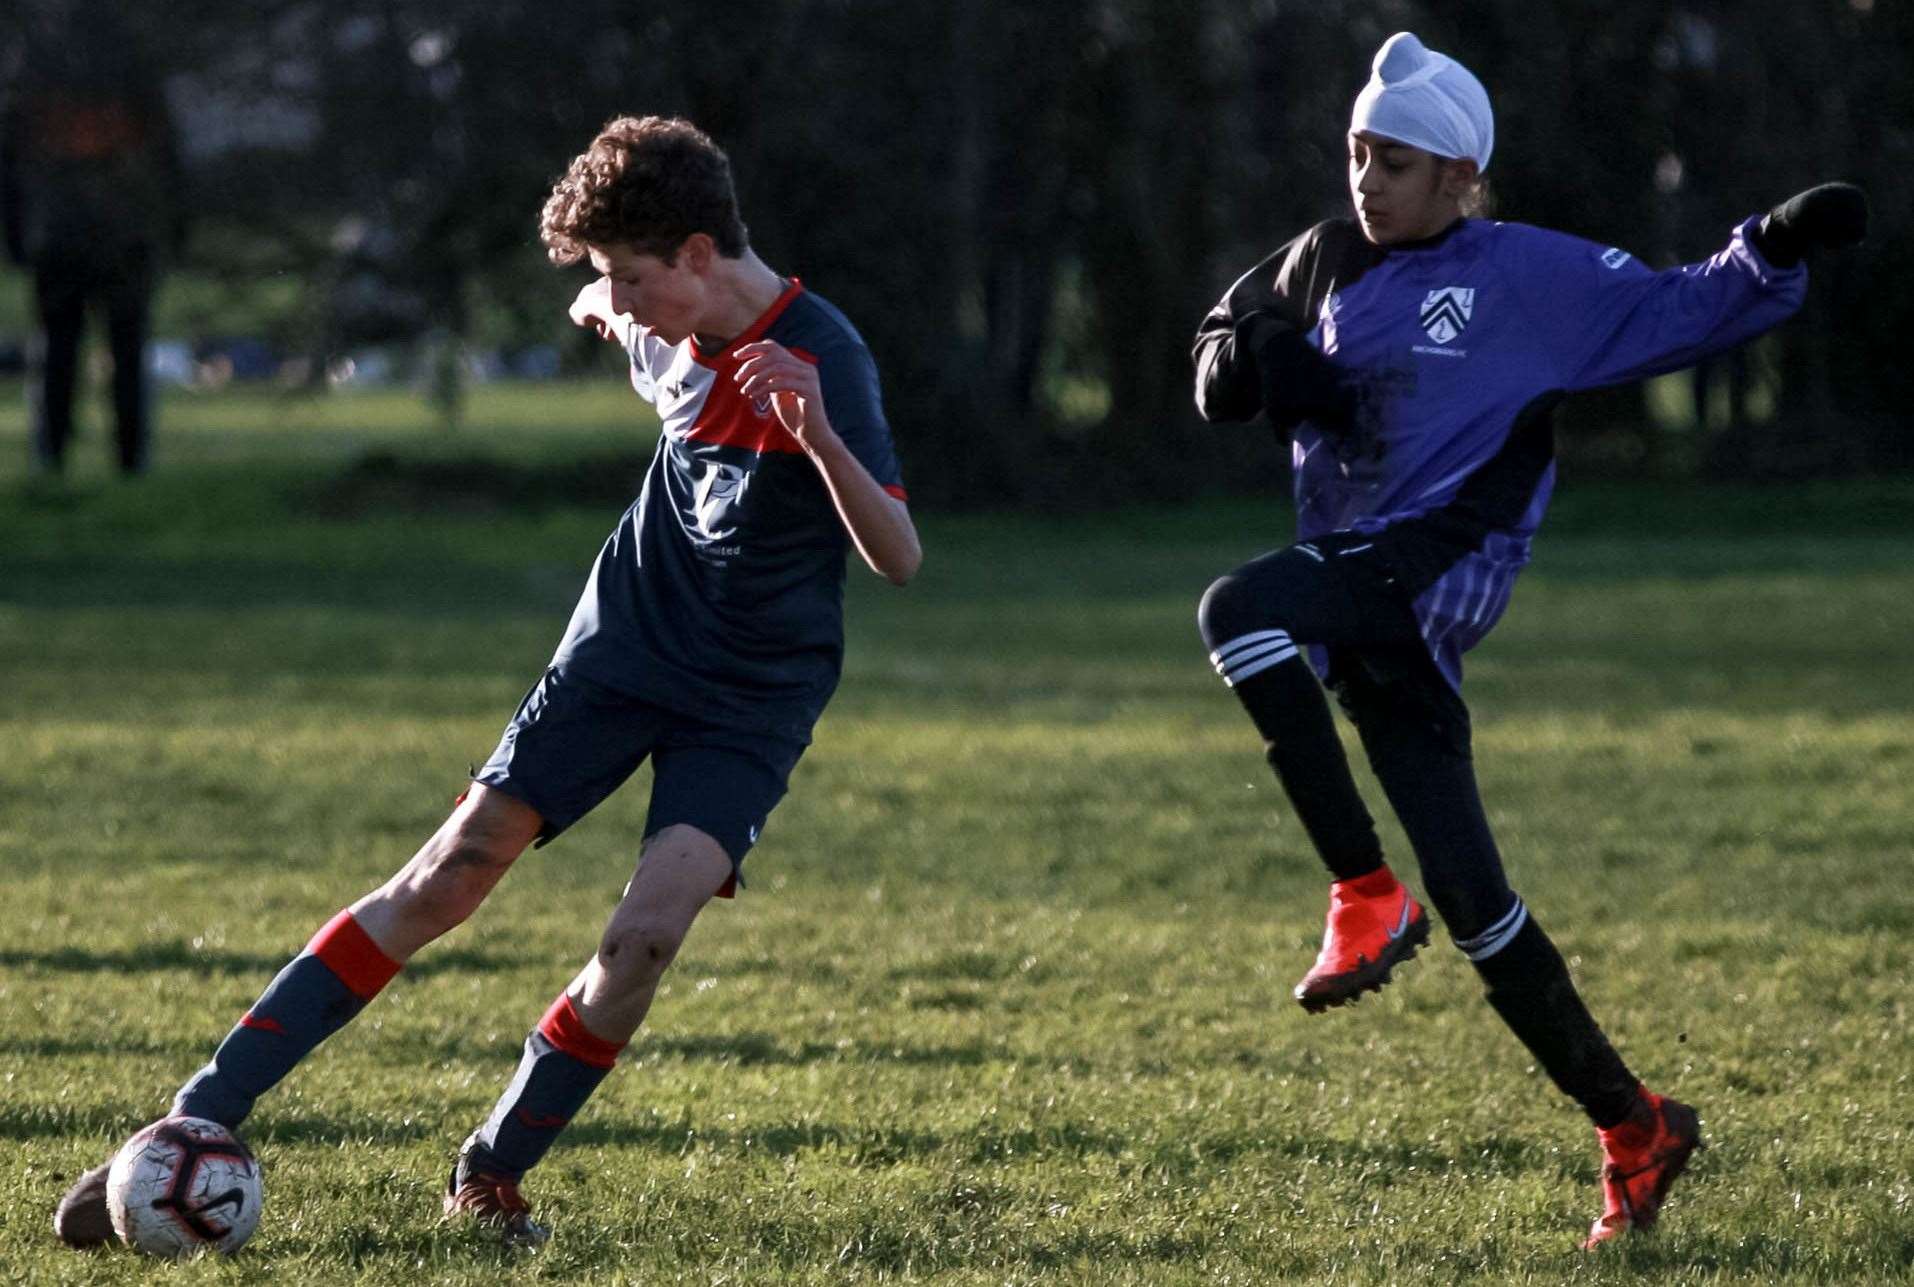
<box><xmin>587</xmin><ymin>240</ymin><xmax>708</xmax><ymax>343</ymax></box>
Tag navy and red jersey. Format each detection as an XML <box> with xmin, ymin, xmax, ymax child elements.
<box><xmin>1195</xmin><ymin>216</ymin><xmax>1806</xmax><ymax>687</ymax></box>
<box><xmin>549</xmin><ymin>280</ymin><xmax>906</xmax><ymax>740</ymax></box>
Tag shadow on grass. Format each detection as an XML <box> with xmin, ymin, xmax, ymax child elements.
<box><xmin>639</xmin><ymin>1034</ymin><xmax>1064</xmax><ymax>1072</ymax></box>
<box><xmin>0</xmin><ymin>1101</ymin><xmax>443</xmax><ymax>1146</ymax></box>
<box><xmin>245</xmin><ymin>1113</ymin><xmax>443</xmax><ymax>1147</ymax></box>
<box><xmin>887</xmin><ymin>949</ymin><xmax>1052</xmax><ymax>983</ymax></box>
<box><xmin>261</xmin><ymin>1028</ymin><xmax>1018</xmax><ymax>1073</ymax></box>
<box><xmin>0</xmin><ymin>1101</ymin><xmax>157</xmax><ymax>1143</ymax></box>
<box><xmin>0</xmin><ymin>941</ymin><xmax>526</xmax><ymax>979</ymax></box>
<box><xmin>0</xmin><ymin>1033</ymin><xmax>202</xmax><ymax>1060</ymax></box>
<box><xmin>564</xmin><ymin>1113</ymin><xmax>1563</xmax><ymax>1182</ymax></box>
<box><xmin>704</xmin><ymin>955</ymin><xmax>847</xmax><ymax>983</ymax></box>
<box><xmin>564</xmin><ymin>1116</ymin><xmax>1132</xmax><ymax>1167</ymax></box>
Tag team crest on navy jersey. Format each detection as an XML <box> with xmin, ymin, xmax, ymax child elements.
<box><xmin>693</xmin><ymin>460</ymin><xmax>748</xmax><ymax>540</ymax></box>
<box><xmin>1419</xmin><ymin>287</ymin><xmax>1475</xmax><ymax>345</ymax></box>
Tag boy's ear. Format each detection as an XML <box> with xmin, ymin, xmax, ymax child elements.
<box><xmin>679</xmin><ymin>232</ymin><xmax>716</xmax><ymax>271</ymax></box>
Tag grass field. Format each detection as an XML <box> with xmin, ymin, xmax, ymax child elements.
<box><xmin>1</xmin><ymin>382</ymin><xmax>1911</xmax><ymax>1283</ymax></box>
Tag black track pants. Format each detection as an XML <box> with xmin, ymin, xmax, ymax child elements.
<box><xmin>1197</xmin><ymin>531</ymin><xmax>1515</xmax><ymax>938</ymax></box>
<box><xmin>1198</xmin><ymin>530</ymin><xmax>1640</xmax><ymax>1126</ymax></box>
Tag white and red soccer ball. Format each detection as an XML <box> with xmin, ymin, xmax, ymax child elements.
<box><xmin>106</xmin><ymin>1116</ymin><xmax>263</xmax><ymax>1257</ymax></box>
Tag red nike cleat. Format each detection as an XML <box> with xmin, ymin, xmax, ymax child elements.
<box><xmin>1293</xmin><ymin>867</ymin><xmax>1429</xmax><ymax>1013</ymax></box>
<box><xmin>1583</xmin><ymin>1087</ymin><xmax>1703</xmax><ymax>1250</ymax></box>
<box><xmin>445</xmin><ymin>1149</ymin><xmax>550</xmax><ymax>1248</ymax></box>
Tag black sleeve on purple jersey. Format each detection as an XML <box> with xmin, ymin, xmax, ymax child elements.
<box><xmin>1194</xmin><ymin>246</ymin><xmax>1289</xmax><ymax>423</ymax></box>
<box><xmin>1193</xmin><ymin>219</ymin><xmax>1376</xmax><ymax>426</ymax></box>
<box><xmin>817</xmin><ymin>342</ymin><xmax>907</xmax><ymax>499</ymax></box>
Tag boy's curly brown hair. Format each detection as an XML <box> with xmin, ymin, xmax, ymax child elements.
<box><xmin>539</xmin><ymin>116</ymin><xmax>748</xmax><ymax>266</ymax></box>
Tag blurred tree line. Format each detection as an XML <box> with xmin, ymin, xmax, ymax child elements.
<box><xmin>4</xmin><ymin>0</ymin><xmax>1907</xmax><ymax>505</ymax></box>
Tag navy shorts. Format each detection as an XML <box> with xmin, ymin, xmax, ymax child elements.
<box><xmin>474</xmin><ymin>664</ymin><xmax>806</xmax><ymax>895</ymax></box>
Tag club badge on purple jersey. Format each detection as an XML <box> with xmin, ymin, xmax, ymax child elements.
<box><xmin>1419</xmin><ymin>286</ymin><xmax>1475</xmax><ymax>345</ymax></box>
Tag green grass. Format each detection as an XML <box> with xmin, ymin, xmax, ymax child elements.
<box><xmin>1</xmin><ymin>383</ymin><xmax>1910</xmax><ymax>1283</ymax></box>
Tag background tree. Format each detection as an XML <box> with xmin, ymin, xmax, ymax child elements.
<box><xmin>6</xmin><ymin>0</ymin><xmax>1906</xmax><ymax>502</ymax></box>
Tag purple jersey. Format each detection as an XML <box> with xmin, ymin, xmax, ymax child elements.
<box><xmin>1195</xmin><ymin>216</ymin><xmax>1805</xmax><ymax>686</ymax></box>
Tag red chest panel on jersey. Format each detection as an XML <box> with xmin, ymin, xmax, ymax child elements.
<box><xmin>683</xmin><ymin>347</ymin><xmax>816</xmax><ymax>456</ymax></box>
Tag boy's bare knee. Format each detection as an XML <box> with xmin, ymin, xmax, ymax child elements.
<box><xmin>596</xmin><ymin>918</ymin><xmax>685</xmax><ymax>991</ymax></box>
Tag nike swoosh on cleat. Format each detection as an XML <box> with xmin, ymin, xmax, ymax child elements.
<box><xmin>1385</xmin><ymin>897</ymin><xmax>1412</xmax><ymax>941</ymax></box>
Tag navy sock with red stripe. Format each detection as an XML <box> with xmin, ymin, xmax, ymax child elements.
<box><xmin>172</xmin><ymin>910</ymin><xmax>402</xmax><ymax>1129</ymax></box>
<box><xmin>463</xmin><ymin>993</ymin><xmax>622</xmax><ymax>1180</ymax></box>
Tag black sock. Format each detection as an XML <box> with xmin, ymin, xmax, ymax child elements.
<box><xmin>1226</xmin><ymin>652</ymin><xmax>1384</xmax><ymax>880</ymax></box>
<box><xmin>1466</xmin><ymin>908</ymin><xmax>1640</xmax><ymax>1128</ymax></box>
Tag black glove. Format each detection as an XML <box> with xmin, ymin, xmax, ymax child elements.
<box><xmin>1234</xmin><ymin>310</ymin><xmax>1353</xmax><ymax>431</ymax></box>
<box><xmin>1752</xmin><ymin>182</ymin><xmax>1869</xmax><ymax>268</ymax></box>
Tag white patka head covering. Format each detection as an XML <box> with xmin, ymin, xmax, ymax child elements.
<box><xmin>1349</xmin><ymin>32</ymin><xmax>1494</xmax><ymax>172</ymax></box>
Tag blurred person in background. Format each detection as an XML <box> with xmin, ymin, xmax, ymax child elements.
<box><xmin>1192</xmin><ymin>31</ymin><xmax>1865</xmax><ymax>1251</ymax></box>
<box><xmin>2</xmin><ymin>3</ymin><xmax>185</xmax><ymax>477</ymax></box>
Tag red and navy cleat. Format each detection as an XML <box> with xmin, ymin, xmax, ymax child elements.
<box><xmin>444</xmin><ymin>1148</ymin><xmax>550</xmax><ymax>1248</ymax></box>
<box><xmin>1583</xmin><ymin>1088</ymin><xmax>1703</xmax><ymax>1250</ymax></box>
<box><xmin>1293</xmin><ymin>868</ymin><xmax>1430</xmax><ymax>1013</ymax></box>
<box><xmin>52</xmin><ymin>1160</ymin><xmax>115</xmax><ymax>1248</ymax></box>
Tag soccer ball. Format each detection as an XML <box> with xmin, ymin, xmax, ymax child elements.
<box><xmin>106</xmin><ymin>1116</ymin><xmax>263</xmax><ymax>1257</ymax></box>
